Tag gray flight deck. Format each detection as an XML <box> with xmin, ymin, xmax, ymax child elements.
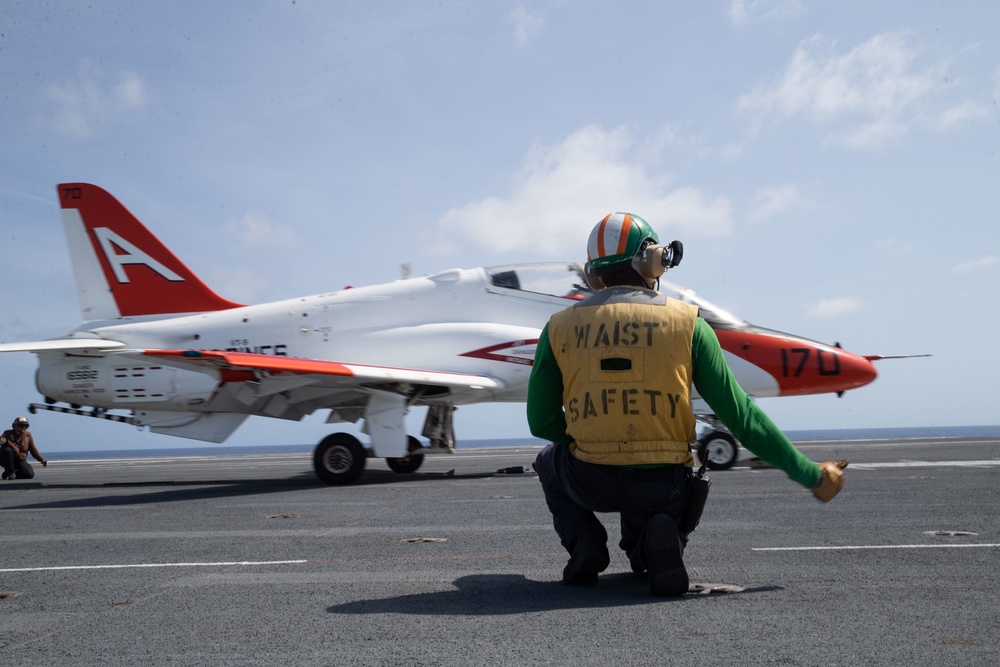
<box><xmin>2</xmin><ymin>436</ymin><xmax>999</xmax><ymax>666</ymax></box>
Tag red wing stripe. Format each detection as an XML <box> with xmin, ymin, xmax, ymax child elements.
<box><xmin>143</xmin><ymin>349</ymin><xmax>500</xmax><ymax>386</ymax></box>
<box><xmin>144</xmin><ymin>350</ymin><xmax>355</xmax><ymax>376</ymax></box>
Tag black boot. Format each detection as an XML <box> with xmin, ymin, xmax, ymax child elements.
<box><xmin>562</xmin><ymin>537</ymin><xmax>610</xmax><ymax>585</ymax></box>
<box><xmin>643</xmin><ymin>514</ymin><xmax>689</xmax><ymax>596</ymax></box>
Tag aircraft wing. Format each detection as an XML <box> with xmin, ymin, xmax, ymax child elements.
<box><xmin>0</xmin><ymin>339</ymin><xmax>126</xmax><ymax>353</ymax></box>
<box><xmin>143</xmin><ymin>349</ymin><xmax>502</xmax><ymax>391</ymax></box>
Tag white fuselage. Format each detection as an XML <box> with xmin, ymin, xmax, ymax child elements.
<box><xmin>36</xmin><ymin>266</ymin><xmax>574</xmax><ymax>413</ymax></box>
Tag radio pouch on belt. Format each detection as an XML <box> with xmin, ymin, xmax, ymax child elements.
<box><xmin>677</xmin><ymin>459</ymin><xmax>711</xmax><ymax>534</ymax></box>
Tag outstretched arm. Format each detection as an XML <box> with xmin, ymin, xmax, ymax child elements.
<box><xmin>691</xmin><ymin>319</ymin><xmax>821</xmax><ymax>489</ymax></box>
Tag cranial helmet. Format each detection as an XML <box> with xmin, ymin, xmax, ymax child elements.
<box><xmin>12</xmin><ymin>416</ymin><xmax>29</xmax><ymax>428</ymax></box>
<box><xmin>585</xmin><ymin>213</ymin><xmax>682</xmax><ymax>289</ymax></box>
<box><xmin>586</xmin><ymin>212</ymin><xmax>659</xmax><ymax>270</ymax></box>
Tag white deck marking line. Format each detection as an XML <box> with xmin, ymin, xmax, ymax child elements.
<box><xmin>846</xmin><ymin>460</ymin><xmax>1000</xmax><ymax>468</ymax></box>
<box><xmin>753</xmin><ymin>544</ymin><xmax>1000</xmax><ymax>552</ymax></box>
<box><xmin>0</xmin><ymin>559</ymin><xmax>308</xmax><ymax>573</ymax></box>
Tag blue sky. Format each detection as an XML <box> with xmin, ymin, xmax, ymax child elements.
<box><xmin>1</xmin><ymin>1</ymin><xmax>998</xmax><ymax>453</ymax></box>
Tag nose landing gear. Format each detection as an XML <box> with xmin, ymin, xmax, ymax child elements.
<box><xmin>696</xmin><ymin>430</ymin><xmax>739</xmax><ymax>470</ymax></box>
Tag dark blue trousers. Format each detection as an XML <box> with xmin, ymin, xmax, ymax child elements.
<box><xmin>1</xmin><ymin>447</ymin><xmax>34</xmax><ymax>479</ymax></box>
<box><xmin>534</xmin><ymin>443</ymin><xmax>689</xmax><ymax>570</ymax></box>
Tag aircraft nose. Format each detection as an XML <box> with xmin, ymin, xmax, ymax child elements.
<box><xmin>839</xmin><ymin>351</ymin><xmax>878</xmax><ymax>392</ymax></box>
<box><xmin>713</xmin><ymin>327</ymin><xmax>880</xmax><ymax>397</ymax></box>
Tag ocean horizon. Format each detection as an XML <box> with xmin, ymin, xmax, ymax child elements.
<box><xmin>42</xmin><ymin>424</ymin><xmax>1000</xmax><ymax>460</ymax></box>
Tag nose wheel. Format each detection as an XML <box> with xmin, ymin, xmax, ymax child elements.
<box><xmin>697</xmin><ymin>430</ymin><xmax>739</xmax><ymax>470</ymax></box>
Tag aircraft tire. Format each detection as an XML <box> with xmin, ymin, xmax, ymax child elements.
<box><xmin>385</xmin><ymin>435</ymin><xmax>425</xmax><ymax>474</ymax></box>
<box><xmin>697</xmin><ymin>431</ymin><xmax>739</xmax><ymax>470</ymax></box>
<box><xmin>313</xmin><ymin>433</ymin><xmax>367</xmax><ymax>485</ymax></box>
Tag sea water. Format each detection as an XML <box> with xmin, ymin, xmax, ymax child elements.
<box><xmin>44</xmin><ymin>425</ymin><xmax>1000</xmax><ymax>460</ymax></box>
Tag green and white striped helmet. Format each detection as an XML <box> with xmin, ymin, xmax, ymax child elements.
<box><xmin>586</xmin><ymin>212</ymin><xmax>659</xmax><ymax>273</ymax></box>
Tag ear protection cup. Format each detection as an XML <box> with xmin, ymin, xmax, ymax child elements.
<box><xmin>631</xmin><ymin>244</ymin><xmax>667</xmax><ymax>282</ymax></box>
<box><xmin>586</xmin><ymin>245</ymin><xmax>665</xmax><ymax>290</ymax></box>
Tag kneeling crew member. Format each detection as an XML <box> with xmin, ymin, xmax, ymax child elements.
<box><xmin>1</xmin><ymin>417</ymin><xmax>49</xmax><ymax>480</ymax></box>
<box><xmin>528</xmin><ymin>212</ymin><xmax>846</xmax><ymax>596</ymax></box>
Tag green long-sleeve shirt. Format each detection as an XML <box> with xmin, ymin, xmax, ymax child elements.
<box><xmin>527</xmin><ymin>316</ymin><xmax>821</xmax><ymax>489</ymax></box>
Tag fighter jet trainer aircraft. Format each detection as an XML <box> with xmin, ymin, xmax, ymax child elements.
<box><xmin>0</xmin><ymin>184</ymin><xmax>887</xmax><ymax>483</ymax></box>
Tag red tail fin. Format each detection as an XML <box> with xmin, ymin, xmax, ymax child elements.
<box><xmin>58</xmin><ymin>183</ymin><xmax>243</xmax><ymax>319</ymax></box>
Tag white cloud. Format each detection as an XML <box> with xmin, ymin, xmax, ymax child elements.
<box><xmin>935</xmin><ymin>99</ymin><xmax>989</xmax><ymax>131</ymax></box>
<box><xmin>718</xmin><ymin>142</ymin><xmax>747</xmax><ymax>162</ymax></box>
<box><xmin>728</xmin><ymin>0</ymin><xmax>750</xmax><ymax>25</ymax></box>
<box><xmin>423</xmin><ymin>125</ymin><xmax>733</xmax><ymax>258</ymax></box>
<box><xmin>835</xmin><ymin>117</ymin><xmax>908</xmax><ymax>150</ymax></box>
<box><xmin>727</xmin><ymin>0</ymin><xmax>803</xmax><ymax>27</ymax></box>
<box><xmin>510</xmin><ymin>5</ymin><xmax>545</xmax><ymax>45</ymax></box>
<box><xmin>41</xmin><ymin>62</ymin><xmax>149</xmax><ymax>139</ymax></box>
<box><xmin>951</xmin><ymin>256</ymin><xmax>998</xmax><ymax>274</ymax></box>
<box><xmin>805</xmin><ymin>296</ymin><xmax>862</xmax><ymax>319</ymax></box>
<box><xmin>875</xmin><ymin>238</ymin><xmax>913</xmax><ymax>256</ymax></box>
<box><xmin>740</xmin><ymin>33</ymin><xmax>932</xmax><ymax>122</ymax></box>
<box><xmin>225</xmin><ymin>210</ymin><xmax>298</xmax><ymax>250</ymax></box>
<box><xmin>207</xmin><ymin>268</ymin><xmax>271</xmax><ymax>305</ymax></box>
<box><xmin>746</xmin><ymin>184</ymin><xmax>808</xmax><ymax>223</ymax></box>
<box><xmin>113</xmin><ymin>71</ymin><xmax>148</xmax><ymax>110</ymax></box>
<box><xmin>738</xmin><ymin>32</ymin><xmax>977</xmax><ymax>149</ymax></box>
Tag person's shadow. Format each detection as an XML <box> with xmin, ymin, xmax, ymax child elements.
<box><xmin>327</xmin><ymin>573</ymin><xmax>780</xmax><ymax>615</ymax></box>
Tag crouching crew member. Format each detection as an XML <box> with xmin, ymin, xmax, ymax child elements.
<box><xmin>1</xmin><ymin>417</ymin><xmax>49</xmax><ymax>480</ymax></box>
<box><xmin>528</xmin><ymin>212</ymin><xmax>846</xmax><ymax>595</ymax></box>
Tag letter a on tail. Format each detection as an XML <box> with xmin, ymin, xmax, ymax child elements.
<box><xmin>58</xmin><ymin>183</ymin><xmax>243</xmax><ymax>320</ymax></box>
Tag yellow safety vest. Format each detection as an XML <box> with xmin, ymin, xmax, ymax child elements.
<box><xmin>548</xmin><ymin>290</ymin><xmax>698</xmax><ymax>465</ymax></box>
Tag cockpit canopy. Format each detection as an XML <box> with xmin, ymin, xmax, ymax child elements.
<box><xmin>485</xmin><ymin>263</ymin><xmax>746</xmax><ymax>328</ymax></box>
<box><xmin>486</xmin><ymin>263</ymin><xmax>591</xmax><ymax>300</ymax></box>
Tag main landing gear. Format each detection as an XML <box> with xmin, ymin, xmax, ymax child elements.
<box><xmin>312</xmin><ymin>433</ymin><xmax>428</xmax><ymax>485</ymax></box>
<box><xmin>312</xmin><ymin>404</ymin><xmax>455</xmax><ymax>485</ymax></box>
<box><xmin>313</xmin><ymin>433</ymin><xmax>367</xmax><ymax>485</ymax></box>
<box><xmin>385</xmin><ymin>436</ymin><xmax>425</xmax><ymax>474</ymax></box>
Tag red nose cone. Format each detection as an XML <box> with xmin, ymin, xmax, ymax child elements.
<box><xmin>715</xmin><ymin>328</ymin><xmax>878</xmax><ymax>397</ymax></box>
<box><xmin>830</xmin><ymin>351</ymin><xmax>878</xmax><ymax>394</ymax></box>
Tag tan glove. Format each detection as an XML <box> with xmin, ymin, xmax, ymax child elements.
<box><xmin>811</xmin><ymin>459</ymin><xmax>848</xmax><ymax>502</ymax></box>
